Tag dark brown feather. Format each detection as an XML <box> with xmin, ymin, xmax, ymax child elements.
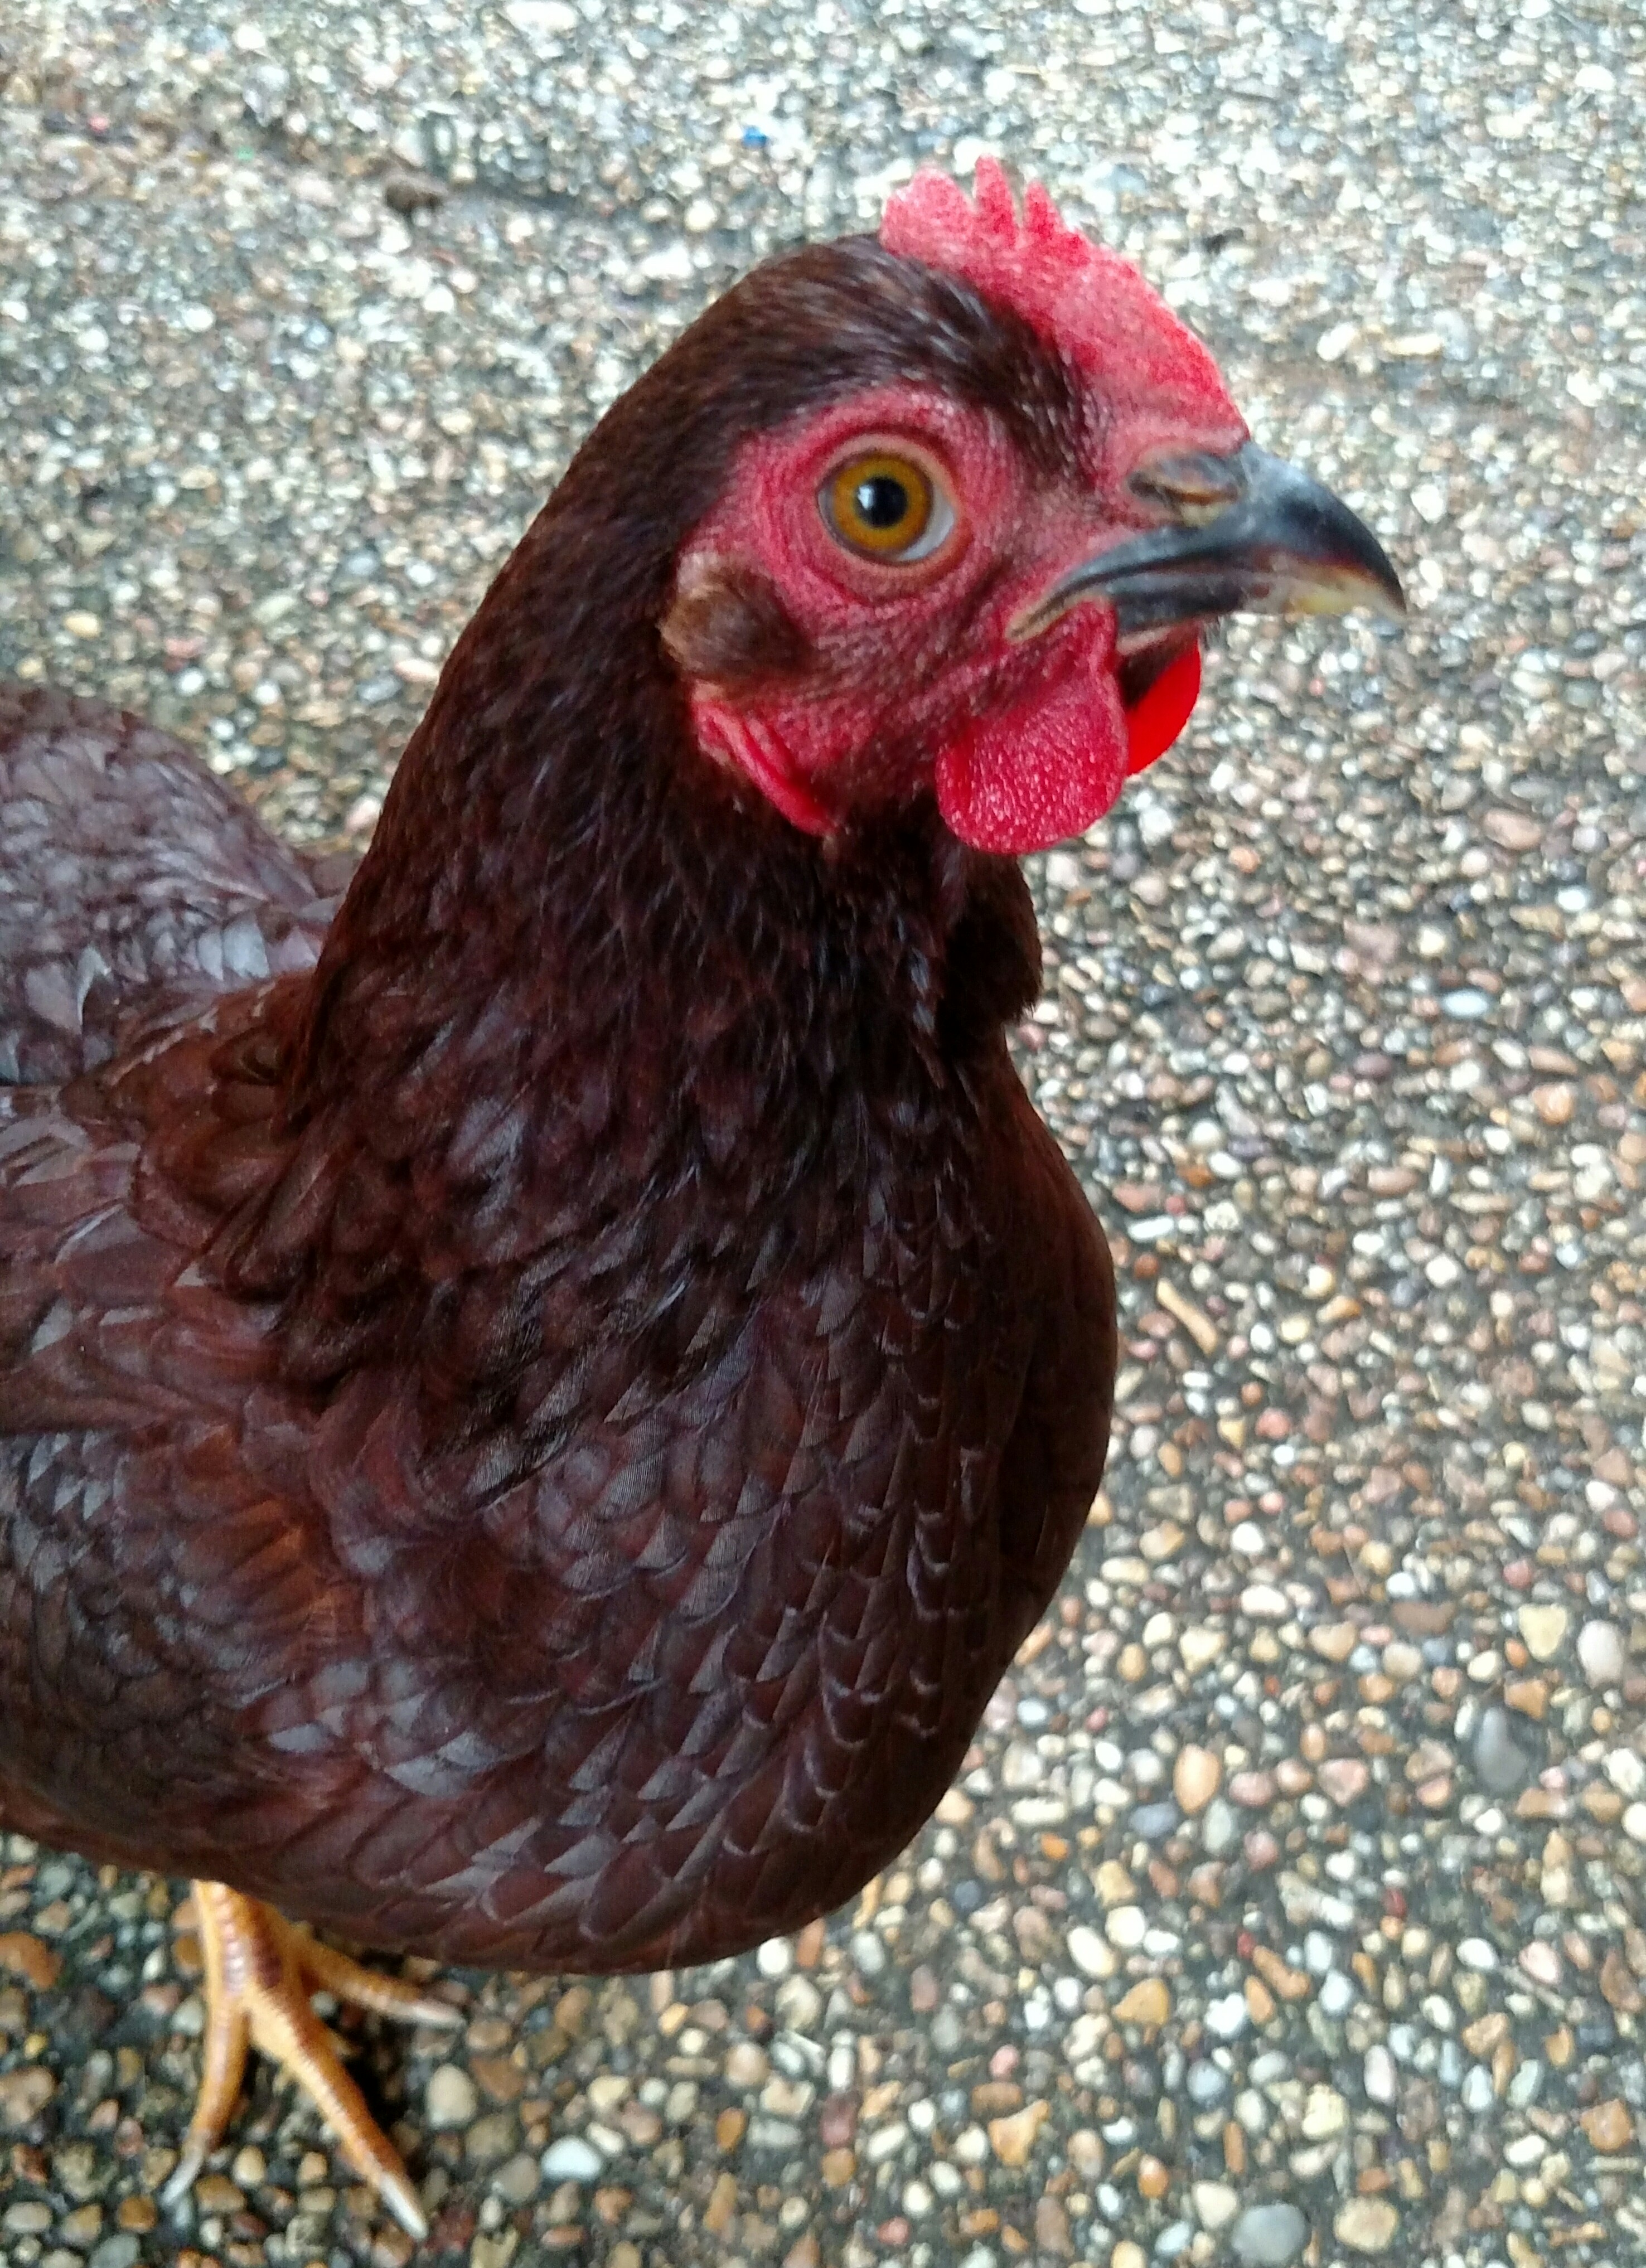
<box><xmin>0</xmin><ymin>234</ymin><xmax>1113</xmax><ymax>1971</ymax></box>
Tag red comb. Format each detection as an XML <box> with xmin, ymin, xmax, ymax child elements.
<box><xmin>881</xmin><ymin>160</ymin><xmax>1235</xmax><ymax>427</ymax></box>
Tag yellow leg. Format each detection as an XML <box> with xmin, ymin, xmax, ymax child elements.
<box><xmin>159</xmin><ymin>1881</ymin><xmax>460</xmax><ymax>2239</ymax></box>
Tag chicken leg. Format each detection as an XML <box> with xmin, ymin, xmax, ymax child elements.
<box><xmin>161</xmin><ymin>1882</ymin><xmax>460</xmax><ymax>2239</ymax></box>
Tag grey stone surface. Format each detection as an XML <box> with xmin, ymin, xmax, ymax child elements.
<box><xmin>1</xmin><ymin>2</ymin><xmax>1644</xmax><ymax>2265</ymax></box>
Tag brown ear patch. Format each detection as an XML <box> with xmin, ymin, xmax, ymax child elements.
<box><xmin>661</xmin><ymin>559</ymin><xmax>812</xmax><ymax>689</ymax></box>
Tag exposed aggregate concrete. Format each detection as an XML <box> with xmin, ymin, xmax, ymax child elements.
<box><xmin>2</xmin><ymin>3</ymin><xmax>1644</xmax><ymax>2264</ymax></box>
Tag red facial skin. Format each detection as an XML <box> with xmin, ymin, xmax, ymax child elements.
<box><xmin>675</xmin><ymin>382</ymin><xmax>1239</xmax><ymax>856</ymax></box>
<box><xmin>671</xmin><ymin>162</ymin><xmax>1247</xmax><ymax>856</ymax></box>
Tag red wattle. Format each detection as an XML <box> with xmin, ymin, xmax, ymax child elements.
<box><xmin>935</xmin><ymin>658</ymin><xmax>1129</xmax><ymax>855</ymax></box>
<box><xmin>1125</xmin><ymin>642</ymin><xmax>1201</xmax><ymax>776</ymax></box>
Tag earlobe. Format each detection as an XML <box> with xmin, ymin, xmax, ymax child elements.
<box><xmin>662</xmin><ymin>558</ymin><xmax>812</xmax><ymax>689</ymax></box>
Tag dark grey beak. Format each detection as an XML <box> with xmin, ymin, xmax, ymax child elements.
<box><xmin>1012</xmin><ymin>442</ymin><xmax>1406</xmax><ymax>645</ymax></box>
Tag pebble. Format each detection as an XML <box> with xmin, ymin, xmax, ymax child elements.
<box><xmin>987</xmin><ymin>2101</ymin><xmax>1050</xmax><ymax>2168</ymax></box>
<box><xmin>424</xmin><ymin>2064</ymin><xmax>478</xmax><ymax>2129</ymax></box>
<box><xmin>1105</xmin><ymin>1906</ymin><xmax>1147</xmax><ymax>1950</ymax></box>
<box><xmin>0</xmin><ymin>1932</ymin><xmax>61</xmax><ymax>1990</ymax></box>
<box><xmin>88</xmin><ymin>2240</ymin><xmax>139</xmax><ymax>2268</ymax></box>
<box><xmin>1206</xmin><ymin>1992</ymin><xmax>1248</xmax><ymax>2040</ymax></box>
<box><xmin>1520</xmin><ymin>1942</ymin><xmax>1563</xmax><ymax>1986</ymax></box>
<box><xmin>1231</xmin><ymin>2202</ymin><xmax>1310</xmax><ymax>2266</ymax></box>
<box><xmin>1246</xmin><ymin>1976</ymin><xmax>1276</xmax><ymax>2023</ymax></box>
<box><xmin>1503</xmin><ymin>1675</ymin><xmax>1547</xmax><ymax>1720</ymax></box>
<box><xmin>1577</xmin><ymin>1620</ymin><xmax>1625</xmax><ymax>1687</ymax></box>
<box><xmin>1192</xmin><ymin>2180</ymin><xmax>1239</xmax><ymax>2231</ymax></box>
<box><xmin>1130</xmin><ymin>1801</ymin><xmax>1179</xmax><ymax>1840</ymax></box>
<box><xmin>1202</xmin><ymin>1798</ymin><xmax>1238</xmax><ymax>1854</ymax></box>
<box><xmin>1316</xmin><ymin>1757</ymin><xmax>1369</xmax><ymax>1806</ymax></box>
<box><xmin>1240</xmin><ymin>1584</ymin><xmax>1289</xmax><ymax>1621</ymax></box>
<box><xmin>1309</xmin><ymin>1621</ymin><xmax>1357</xmax><ymax>1663</ymax></box>
<box><xmin>540</xmin><ymin>2136</ymin><xmax>605</xmax><ymax>2182</ymax></box>
<box><xmin>1517</xmin><ymin>1605</ymin><xmax>1568</xmax><ymax>1662</ymax></box>
<box><xmin>1154</xmin><ymin>1277</ymin><xmax>1219</xmax><ymax>1355</ymax></box>
<box><xmin>1034</xmin><ymin>2196</ymin><xmax>1072</xmax><ymax>2255</ymax></box>
<box><xmin>1363</xmin><ymin>2045</ymin><xmax>1396</xmax><ymax>2104</ymax></box>
<box><xmin>1299</xmin><ymin>2085</ymin><xmax>1348</xmax><ymax>2140</ymax></box>
<box><xmin>1473</xmin><ymin>1707</ymin><xmax>1533</xmax><ymax>1794</ymax></box>
<box><xmin>1093</xmin><ymin>1861</ymin><xmax>1135</xmax><ymax>1905</ymax></box>
<box><xmin>1068</xmin><ymin>1926</ymin><xmax>1115</xmax><ymax>1979</ymax></box>
<box><xmin>1334</xmin><ymin>2197</ymin><xmax>1400</xmax><ymax>2253</ymax></box>
<box><xmin>490</xmin><ymin>2151</ymin><xmax>540</xmax><ymax>2204</ymax></box>
<box><xmin>1115</xmin><ymin>1978</ymin><xmax>1170</xmax><ymax>2027</ymax></box>
<box><xmin>724</xmin><ymin>2041</ymin><xmax>769</xmax><ymax>2086</ymax></box>
<box><xmin>1318</xmin><ymin>1971</ymin><xmax>1353</xmax><ymax>2017</ymax></box>
<box><xmin>0</xmin><ymin>2068</ymin><xmax>56</xmax><ymax>2128</ymax></box>
<box><xmin>1581</xmin><ymin>2100</ymin><xmax>1634</xmax><ymax>2154</ymax></box>
<box><xmin>1172</xmin><ymin>1744</ymin><xmax>1220</xmax><ymax>1813</ymax></box>
<box><xmin>1440</xmin><ymin>987</ymin><xmax>1490</xmax><ymax>1020</ymax></box>
<box><xmin>1178</xmin><ymin>1626</ymin><xmax>1225</xmax><ymax>1675</ymax></box>
<box><xmin>1482</xmin><ymin>808</ymin><xmax>1543</xmax><ymax>852</ymax></box>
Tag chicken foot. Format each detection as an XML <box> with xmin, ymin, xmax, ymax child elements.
<box><xmin>160</xmin><ymin>1881</ymin><xmax>460</xmax><ymax>2240</ymax></box>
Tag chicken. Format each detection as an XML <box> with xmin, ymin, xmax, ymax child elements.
<box><xmin>0</xmin><ymin>163</ymin><xmax>1401</xmax><ymax>2234</ymax></box>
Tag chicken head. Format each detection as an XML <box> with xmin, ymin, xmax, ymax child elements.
<box><xmin>662</xmin><ymin>160</ymin><xmax>1402</xmax><ymax>854</ymax></box>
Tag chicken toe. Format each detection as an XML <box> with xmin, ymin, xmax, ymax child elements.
<box><xmin>161</xmin><ymin>1880</ymin><xmax>459</xmax><ymax>2240</ymax></box>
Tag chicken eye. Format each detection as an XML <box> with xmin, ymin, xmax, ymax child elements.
<box><xmin>821</xmin><ymin>450</ymin><xmax>956</xmax><ymax>563</ymax></box>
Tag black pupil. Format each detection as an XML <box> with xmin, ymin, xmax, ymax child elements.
<box><xmin>854</xmin><ymin>474</ymin><xmax>911</xmax><ymax>530</ymax></box>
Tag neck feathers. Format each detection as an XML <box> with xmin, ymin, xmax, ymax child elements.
<box><xmin>218</xmin><ymin>234</ymin><xmax>1059</xmax><ymax>1378</ymax></box>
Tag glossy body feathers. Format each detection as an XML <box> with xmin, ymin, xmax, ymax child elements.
<box><xmin>0</xmin><ymin>234</ymin><xmax>1115</xmax><ymax>1971</ymax></box>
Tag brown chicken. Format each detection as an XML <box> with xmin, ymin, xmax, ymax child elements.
<box><xmin>0</xmin><ymin>164</ymin><xmax>1401</xmax><ymax>2233</ymax></box>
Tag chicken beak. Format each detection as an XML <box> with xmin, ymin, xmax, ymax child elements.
<box><xmin>1013</xmin><ymin>442</ymin><xmax>1406</xmax><ymax>646</ymax></box>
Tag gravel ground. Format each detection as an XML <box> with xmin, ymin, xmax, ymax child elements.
<box><xmin>2</xmin><ymin>3</ymin><xmax>1645</xmax><ymax>2266</ymax></box>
